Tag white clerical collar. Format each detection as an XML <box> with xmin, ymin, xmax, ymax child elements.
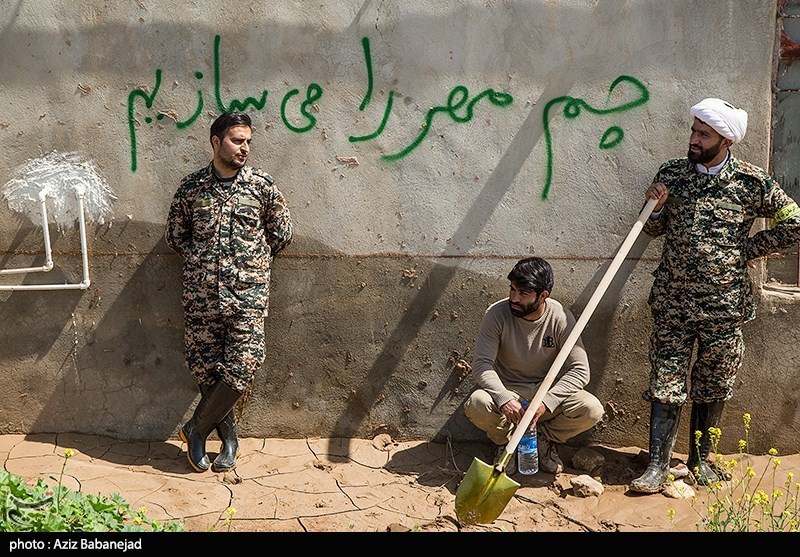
<box><xmin>695</xmin><ymin>151</ymin><xmax>729</xmax><ymax>175</ymax></box>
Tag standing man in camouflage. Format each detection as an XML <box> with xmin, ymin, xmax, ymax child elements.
<box><xmin>629</xmin><ymin>98</ymin><xmax>800</xmax><ymax>493</ymax></box>
<box><xmin>165</xmin><ymin>112</ymin><xmax>293</xmax><ymax>472</ymax></box>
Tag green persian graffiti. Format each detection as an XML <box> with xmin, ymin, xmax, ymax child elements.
<box><xmin>382</xmin><ymin>86</ymin><xmax>513</xmax><ymax>161</ymax></box>
<box><xmin>125</xmin><ymin>35</ymin><xmax>512</xmax><ymax>171</ymax></box>
<box><xmin>280</xmin><ymin>84</ymin><xmax>323</xmax><ymax>133</ymax></box>
<box><xmin>126</xmin><ymin>69</ymin><xmax>161</xmax><ymax>173</ymax></box>
<box><xmin>347</xmin><ymin>37</ymin><xmax>513</xmax><ymax>160</ymax></box>
<box><xmin>127</xmin><ymin>38</ymin><xmax>645</xmax><ymax>181</ymax></box>
<box><xmin>540</xmin><ymin>75</ymin><xmax>649</xmax><ymax>200</ymax></box>
<box><xmin>349</xmin><ymin>36</ymin><xmax>395</xmax><ymax>143</ymax></box>
<box><xmin>126</xmin><ymin>35</ymin><xmax>321</xmax><ymax>172</ymax></box>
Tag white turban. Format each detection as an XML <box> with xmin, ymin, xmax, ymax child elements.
<box><xmin>690</xmin><ymin>98</ymin><xmax>748</xmax><ymax>144</ymax></box>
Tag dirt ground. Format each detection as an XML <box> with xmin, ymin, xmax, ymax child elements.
<box><xmin>4</xmin><ymin>432</ymin><xmax>799</xmax><ymax>537</ymax></box>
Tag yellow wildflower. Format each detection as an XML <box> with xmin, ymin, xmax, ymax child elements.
<box><xmin>64</xmin><ymin>449</ymin><xmax>74</xmax><ymax>458</ymax></box>
<box><xmin>768</xmin><ymin>448</ymin><xmax>778</xmax><ymax>456</ymax></box>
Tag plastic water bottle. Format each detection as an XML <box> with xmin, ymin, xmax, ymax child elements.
<box><xmin>517</xmin><ymin>401</ymin><xmax>539</xmax><ymax>475</ymax></box>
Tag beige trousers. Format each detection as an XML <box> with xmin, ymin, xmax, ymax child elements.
<box><xmin>464</xmin><ymin>384</ymin><xmax>604</xmax><ymax>446</ymax></box>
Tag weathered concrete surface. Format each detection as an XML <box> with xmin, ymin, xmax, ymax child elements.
<box><xmin>1</xmin><ymin>1</ymin><xmax>799</xmax><ymax>455</ymax></box>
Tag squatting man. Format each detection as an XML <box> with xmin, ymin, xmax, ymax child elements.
<box><xmin>464</xmin><ymin>256</ymin><xmax>605</xmax><ymax>474</ymax></box>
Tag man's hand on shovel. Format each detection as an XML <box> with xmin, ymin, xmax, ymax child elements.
<box><xmin>501</xmin><ymin>399</ymin><xmax>544</xmax><ymax>430</ymax></box>
<box><xmin>645</xmin><ymin>181</ymin><xmax>669</xmax><ymax>212</ymax></box>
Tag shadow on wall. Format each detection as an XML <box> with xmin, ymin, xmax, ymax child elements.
<box><xmin>0</xmin><ymin>227</ymin><xmax>83</xmax><ymax>363</ymax></box>
<box><xmin>578</xmin><ymin>234</ymin><xmax>653</xmax><ymax>388</ymax></box>
<box><xmin>22</xmin><ymin>229</ymin><xmax>197</xmax><ymax>440</ymax></box>
<box><xmin>0</xmin><ymin>213</ymin><xmax>654</xmax><ymax>448</ymax></box>
<box><xmin>321</xmin><ymin>78</ymin><xmax>577</xmax><ymax>457</ymax></box>
<box><xmin>0</xmin><ymin>224</ymin><xmax>653</xmax><ymax>447</ymax></box>
<box><xmin>0</xmin><ymin>225</ymin><xmax>86</xmax><ymax>435</ymax></box>
<box><xmin>0</xmin><ymin>0</ymin><xmax>24</xmax><ymax>44</ymax></box>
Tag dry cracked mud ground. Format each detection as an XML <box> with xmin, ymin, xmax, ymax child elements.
<box><xmin>2</xmin><ymin>432</ymin><xmax>799</xmax><ymax>537</ymax></box>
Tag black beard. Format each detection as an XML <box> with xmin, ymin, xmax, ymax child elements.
<box><xmin>509</xmin><ymin>298</ymin><xmax>540</xmax><ymax>318</ymax></box>
<box><xmin>687</xmin><ymin>140</ymin><xmax>724</xmax><ymax>165</ymax></box>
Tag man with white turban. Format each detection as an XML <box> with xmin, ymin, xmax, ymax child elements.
<box><xmin>690</xmin><ymin>97</ymin><xmax>748</xmax><ymax>145</ymax></box>
<box><xmin>629</xmin><ymin>98</ymin><xmax>800</xmax><ymax>494</ymax></box>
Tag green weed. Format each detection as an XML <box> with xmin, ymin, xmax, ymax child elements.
<box><xmin>0</xmin><ymin>449</ymin><xmax>184</xmax><ymax>532</ymax></box>
<box><xmin>680</xmin><ymin>413</ymin><xmax>799</xmax><ymax>532</ymax></box>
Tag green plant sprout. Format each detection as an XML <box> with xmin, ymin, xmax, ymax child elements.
<box><xmin>0</xmin><ymin>449</ymin><xmax>185</xmax><ymax>532</ymax></box>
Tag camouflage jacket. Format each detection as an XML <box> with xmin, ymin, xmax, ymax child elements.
<box><xmin>643</xmin><ymin>155</ymin><xmax>800</xmax><ymax>324</ymax></box>
<box><xmin>165</xmin><ymin>163</ymin><xmax>293</xmax><ymax>316</ymax></box>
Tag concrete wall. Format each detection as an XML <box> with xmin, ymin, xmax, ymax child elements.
<box><xmin>1</xmin><ymin>1</ymin><xmax>798</xmax><ymax>454</ymax></box>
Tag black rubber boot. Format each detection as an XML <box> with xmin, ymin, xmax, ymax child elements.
<box><xmin>211</xmin><ymin>410</ymin><xmax>240</xmax><ymax>472</ymax></box>
<box><xmin>179</xmin><ymin>381</ymin><xmax>242</xmax><ymax>472</ymax></box>
<box><xmin>198</xmin><ymin>384</ymin><xmax>240</xmax><ymax>473</ymax></box>
<box><xmin>687</xmin><ymin>401</ymin><xmax>725</xmax><ymax>486</ymax></box>
<box><xmin>629</xmin><ymin>402</ymin><xmax>682</xmax><ymax>493</ymax></box>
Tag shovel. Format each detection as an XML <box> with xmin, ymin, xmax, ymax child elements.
<box><xmin>454</xmin><ymin>198</ymin><xmax>658</xmax><ymax>526</ymax></box>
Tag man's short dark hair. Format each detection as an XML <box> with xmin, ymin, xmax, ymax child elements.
<box><xmin>507</xmin><ymin>256</ymin><xmax>554</xmax><ymax>294</ymax></box>
<box><xmin>210</xmin><ymin>112</ymin><xmax>252</xmax><ymax>144</ymax></box>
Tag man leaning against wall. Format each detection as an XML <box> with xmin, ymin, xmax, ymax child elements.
<box><xmin>165</xmin><ymin>112</ymin><xmax>293</xmax><ymax>473</ymax></box>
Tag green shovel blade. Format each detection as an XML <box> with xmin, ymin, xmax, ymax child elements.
<box><xmin>455</xmin><ymin>457</ymin><xmax>521</xmax><ymax>525</ymax></box>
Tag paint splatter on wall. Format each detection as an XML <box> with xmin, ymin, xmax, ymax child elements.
<box><xmin>2</xmin><ymin>151</ymin><xmax>116</xmax><ymax>232</ymax></box>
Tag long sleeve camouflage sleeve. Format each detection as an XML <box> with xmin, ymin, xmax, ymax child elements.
<box><xmin>744</xmin><ymin>177</ymin><xmax>800</xmax><ymax>260</ymax></box>
<box><xmin>165</xmin><ymin>179</ymin><xmax>192</xmax><ymax>259</ymax></box>
<box><xmin>264</xmin><ymin>184</ymin><xmax>293</xmax><ymax>257</ymax></box>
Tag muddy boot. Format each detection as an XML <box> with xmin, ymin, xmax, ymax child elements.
<box><xmin>629</xmin><ymin>402</ymin><xmax>682</xmax><ymax>493</ymax></box>
<box><xmin>687</xmin><ymin>401</ymin><xmax>725</xmax><ymax>486</ymax></box>
<box><xmin>179</xmin><ymin>381</ymin><xmax>242</xmax><ymax>472</ymax></box>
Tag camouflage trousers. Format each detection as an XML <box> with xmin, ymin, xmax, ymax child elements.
<box><xmin>184</xmin><ymin>312</ymin><xmax>266</xmax><ymax>394</ymax></box>
<box><xmin>645</xmin><ymin>318</ymin><xmax>744</xmax><ymax>405</ymax></box>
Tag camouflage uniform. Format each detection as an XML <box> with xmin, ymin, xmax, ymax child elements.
<box><xmin>165</xmin><ymin>162</ymin><xmax>293</xmax><ymax>393</ymax></box>
<box><xmin>643</xmin><ymin>156</ymin><xmax>800</xmax><ymax>404</ymax></box>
